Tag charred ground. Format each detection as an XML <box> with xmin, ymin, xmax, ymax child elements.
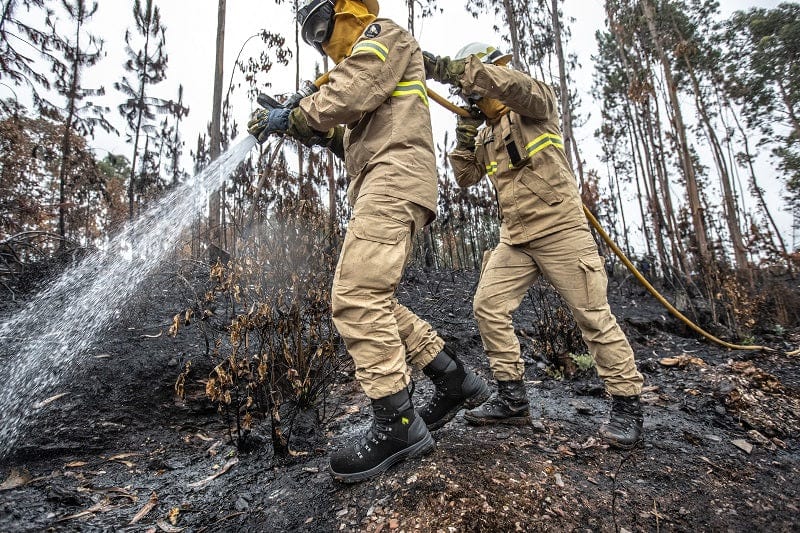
<box><xmin>0</xmin><ymin>266</ymin><xmax>798</xmax><ymax>532</ymax></box>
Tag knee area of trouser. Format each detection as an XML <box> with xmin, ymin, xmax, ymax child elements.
<box><xmin>574</xmin><ymin>307</ymin><xmax>621</xmax><ymax>340</ymax></box>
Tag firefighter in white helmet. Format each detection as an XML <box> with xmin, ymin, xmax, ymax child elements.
<box><xmin>423</xmin><ymin>42</ymin><xmax>645</xmax><ymax>448</ymax></box>
<box><xmin>248</xmin><ymin>2</ymin><xmax>490</xmax><ymax>482</ymax></box>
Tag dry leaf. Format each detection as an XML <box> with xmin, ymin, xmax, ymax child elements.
<box><xmin>108</xmin><ymin>453</ymin><xmax>141</xmax><ymax>461</ymax></box>
<box><xmin>156</xmin><ymin>519</ymin><xmax>184</xmax><ymax>532</ymax></box>
<box><xmin>168</xmin><ymin>506</ymin><xmax>180</xmax><ymax>525</ymax></box>
<box><xmin>0</xmin><ymin>468</ymin><xmax>31</xmax><ymax>491</ymax></box>
<box><xmin>288</xmin><ymin>449</ymin><xmax>309</xmax><ymax>457</ymax></box>
<box><xmin>187</xmin><ymin>457</ymin><xmax>238</xmax><ymax>489</ymax></box>
<box><xmin>57</xmin><ymin>498</ymin><xmax>112</xmax><ymax>522</ymax></box>
<box><xmin>731</xmin><ymin>439</ymin><xmax>753</xmax><ymax>454</ymax></box>
<box><xmin>65</xmin><ymin>461</ymin><xmax>87</xmax><ymax>468</ymax></box>
<box><xmin>130</xmin><ymin>491</ymin><xmax>158</xmax><ymax>525</ymax></box>
<box><xmin>659</xmin><ymin>355</ymin><xmax>706</xmax><ymax>367</ymax></box>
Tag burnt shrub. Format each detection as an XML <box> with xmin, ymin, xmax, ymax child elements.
<box><xmin>173</xmin><ymin>199</ymin><xmax>347</xmax><ymax>455</ymax></box>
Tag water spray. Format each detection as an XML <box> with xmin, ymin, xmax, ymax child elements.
<box><xmin>0</xmin><ymin>136</ymin><xmax>257</xmax><ymax>458</ymax></box>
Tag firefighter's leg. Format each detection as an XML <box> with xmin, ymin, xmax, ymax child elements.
<box><xmin>463</xmin><ymin>243</ymin><xmax>538</xmax><ymax>426</ymax></box>
<box><xmin>531</xmin><ymin>227</ymin><xmax>643</xmax><ymax>447</ymax></box>
<box><xmin>531</xmin><ymin>227</ymin><xmax>643</xmax><ymax>396</ymax></box>
<box><xmin>472</xmin><ymin>242</ymin><xmax>539</xmax><ymax>381</ymax></box>
<box><xmin>329</xmin><ymin>194</ymin><xmax>434</xmax><ymax>482</ymax></box>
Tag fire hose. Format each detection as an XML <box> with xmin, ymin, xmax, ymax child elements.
<box><xmin>259</xmin><ymin>74</ymin><xmax>798</xmax><ymax>356</ymax></box>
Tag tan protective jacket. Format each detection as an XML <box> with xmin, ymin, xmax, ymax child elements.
<box><xmin>449</xmin><ymin>56</ymin><xmax>586</xmax><ymax>244</ymax></box>
<box><xmin>299</xmin><ymin>18</ymin><xmax>438</xmax><ymax>220</ymax></box>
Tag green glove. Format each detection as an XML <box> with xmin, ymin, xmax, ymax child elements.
<box><xmin>455</xmin><ymin>109</ymin><xmax>485</xmax><ymax>151</ymax></box>
<box><xmin>287</xmin><ymin>109</ymin><xmax>345</xmax><ymax>160</ymax></box>
<box><xmin>422</xmin><ymin>51</ymin><xmax>465</xmax><ymax>86</ymax></box>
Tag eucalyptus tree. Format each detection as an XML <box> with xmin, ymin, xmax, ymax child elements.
<box><xmin>724</xmin><ymin>3</ymin><xmax>800</xmax><ymax>236</ymax></box>
<box><xmin>639</xmin><ymin>0</ymin><xmax>712</xmax><ymax>272</ymax></box>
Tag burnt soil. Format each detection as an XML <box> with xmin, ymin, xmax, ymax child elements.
<box><xmin>0</xmin><ymin>266</ymin><xmax>798</xmax><ymax>532</ymax></box>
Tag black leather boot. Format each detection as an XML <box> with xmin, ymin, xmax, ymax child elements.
<box><xmin>463</xmin><ymin>379</ymin><xmax>531</xmax><ymax>426</ymax></box>
<box><xmin>599</xmin><ymin>395</ymin><xmax>643</xmax><ymax>449</ymax></box>
<box><xmin>329</xmin><ymin>386</ymin><xmax>435</xmax><ymax>483</ymax></box>
<box><xmin>419</xmin><ymin>350</ymin><xmax>490</xmax><ymax>431</ymax></box>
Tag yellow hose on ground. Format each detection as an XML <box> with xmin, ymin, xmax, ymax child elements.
<box><xmin>582</xmin><ymin>206</ymin><xmax>773</xmax><ymax>353</ymax></box>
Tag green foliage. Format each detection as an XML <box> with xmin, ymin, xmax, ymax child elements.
<box><xmin>570</xmin><ymin>352</ymin><xmax>596</xmax><ymax>372</ymax></box>
<box><xmin>724</xmin><ymin>3</ymin><xmax>800</xmax><ymax>209</ymax></box>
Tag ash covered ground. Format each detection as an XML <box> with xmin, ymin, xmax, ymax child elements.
<box><xmin>0</xmin><ymin>266</ymin><xmax>798</xmax><ymax>532</ymax></box>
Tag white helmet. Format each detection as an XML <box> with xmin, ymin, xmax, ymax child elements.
<box><xmin>454</xmin><ymin>42</ymin><xmax>512</xmax><ymax>66</ymax></box>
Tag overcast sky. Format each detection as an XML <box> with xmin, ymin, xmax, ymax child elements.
<box><xmin>7</xmin><ymin>0</ymin><xmax>793</xmax><ymax>249</ymax></box>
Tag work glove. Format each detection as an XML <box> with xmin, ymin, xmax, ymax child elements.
<box><xmin>285</xmin><ymin>109</ymin><xmax>345</xmax><ymax>160</ymax></box>
<box><xmin>455</xmin><ymin>107</ymin><xmax>485</xmax><ymax>151</ymax></box>
<box><xmin>283</xmin><ymin>80</ymin><xmax>318</xmax><ymax>109</ymax></box>
<box><xmin>422</xmin><ymin>51</ymin><xmax>465</xmax><ymax>86</ymax></box>
<box><xmin>247</xmin><ymin>106</ymin><xmax>291</xmax><ymax>144</ymax></box>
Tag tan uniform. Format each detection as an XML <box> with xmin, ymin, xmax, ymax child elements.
<box><xmin>298</xmin><ymin>18</ymin><xmax>443</xmax><ymax>399</ymax></box>
<box><xmin>449</xmin><ymin>57</ymin><xmax>643</xmax><ymax>396</ymax></box>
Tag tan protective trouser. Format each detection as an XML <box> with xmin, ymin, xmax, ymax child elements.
<box><xmin>332</xmin><ymin>194</ymin><xmax>444</xmax><ymax>399</ymax></box>
<box><xmin>473</xmin><ymin>226</ymin><xmax>643</xmax><ymax>396</ymax></box>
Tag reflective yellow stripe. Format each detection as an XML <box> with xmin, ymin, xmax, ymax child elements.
<box><xmin>391</xmin><ymin>80</ymin><xmax>429</xmax><ymax>106</ymax></box>
<box><xmin>352</xmin><ymin>40</ymin><xmax>388</xmax><ymax>61</ymax></box>
<box><xmin>525</xmin><ymin>133</ymin><xmax>564</xmax><ymax>156</ymax></box>
<box><xmin>485</xmin><ymin>162</ymin><xmax>498</xmax><ymax>176</ymax></box>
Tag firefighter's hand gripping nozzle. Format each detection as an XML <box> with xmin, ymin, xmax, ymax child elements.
<box><xmin>247</xmin><ymin>80</ymin><xmax>319</xmax><ymax>144</ymax></box>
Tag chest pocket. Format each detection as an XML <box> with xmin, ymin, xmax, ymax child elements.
<box><xmin>518</xmin><ymin>169</ymin><xmax>564</xmax><ymax>206</ymax></box>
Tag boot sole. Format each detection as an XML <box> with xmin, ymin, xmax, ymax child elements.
<box><xmin>463</xmin><ymin>412</ymin><xmax>532</xmax><ymax>426</ymax></box>
<box><xmin>329</xmin><ymin>432</ymin><xmax>436</xmax><ymax>484</ymax></box>
<box><xmin>426</xmin><ymin>382</ymin><xmax>491</xmax><ymax>432</ymax></box>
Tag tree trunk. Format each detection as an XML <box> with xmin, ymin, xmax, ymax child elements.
<box><xmin>57</xmin><ymin>14</ymin><xmax>82</xmax><ymax>247</ymax></box>
<box><xmin>550</xmin><ymin>0</ymin><xmax>581</xmax><ymax>183</ymax></box>
<box><xmin>641</xmin><ymin>0</ymin><xmax>711</xmax><ymax>270</ymax></box>
<box><xmin>209</xmin><ymin>0</ymin><xmax>226</xmax><ymax>264</ymax></box>
<box><xmin>501</xmin><ymin>0</ymin><xmax>522</xmax><ymax>69</ymax></box>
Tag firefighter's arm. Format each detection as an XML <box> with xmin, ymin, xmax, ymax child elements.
<box><xmin>460</xmin><ymin>56</ymin><xmax>557</xmax><ymax>121</ymax></box>
<box><xmin>448</xmin><ymin>112</ymin><xmax>487</xmax><ymax>187</ymax></box>
<box><xmin>287</xmin><ymin>110</ymin><xmax>345</xmax><ymax>159</ymax></box>
<box><xmin>449</xmin><ymin>150</ymin><xmax>484</xmax><ymax>188</ymax></box>
<box><xmin>449</xmin><ymin>143</ymin><xmax>485</xmax><ymax>188</ymax></box>
<box><xmin>299</xmin><ymin>33</ymin><xmax>413</xmax><ymax>131</ymax></box>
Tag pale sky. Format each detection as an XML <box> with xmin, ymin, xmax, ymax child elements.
<box><xmin>7</xmin><ymin>0</ymin><xmax>793</xmax><ymax>249</ymax></box>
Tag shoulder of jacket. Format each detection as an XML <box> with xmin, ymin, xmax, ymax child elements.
<box><xmin>356</xmin><ymin>18</ymin><xmax>409</xmax><ymax>45</ymax></box>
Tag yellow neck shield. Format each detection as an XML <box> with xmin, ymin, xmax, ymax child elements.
<box><xmin>322</xmin><ymin>0</ymin><xmax>376</xmax><ymax>64</ymax></box>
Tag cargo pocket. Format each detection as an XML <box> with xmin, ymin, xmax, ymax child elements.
<box><xmin>518</xmin><ymin>170</ymin><xmax>563</xmax><ymax>206</ymax></box>
<box><xmin>339</xmin><ymin>215</ymin><xmax>410</xmax><ymax>291</ymax></box>
<box><xmin>578</xmin><ymin>254</ymin><xmax>607</xmax><ymax>309</ymax></box>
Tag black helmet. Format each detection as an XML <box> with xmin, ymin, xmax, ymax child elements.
<box><xmin>297</xmin><ymin>0</ymin><xmax>380</xmax><ymax>56</ymax></box>
<box><xmin>297</xmin><ymin>0</ymin><xmax>336</xmax><ymax>55</ymax></box>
